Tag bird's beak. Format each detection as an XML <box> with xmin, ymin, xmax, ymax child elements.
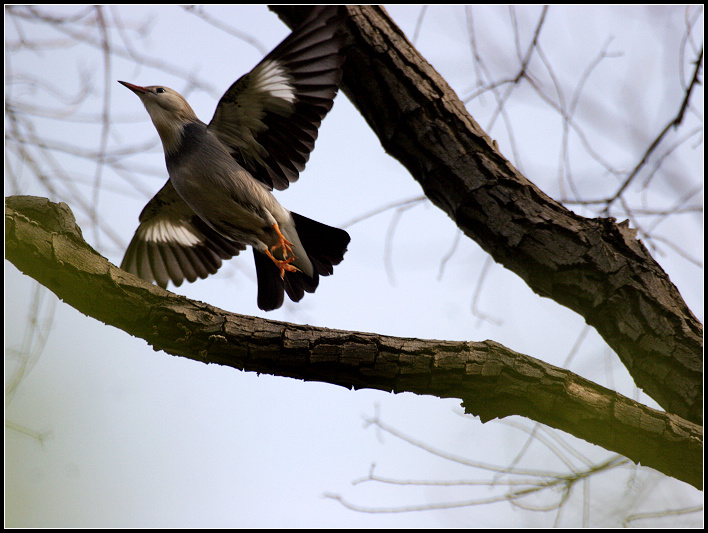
<box><xmin>118</xmin><ymin>80</ymin><xmax>149</xmax><ymax>95</ymax></box>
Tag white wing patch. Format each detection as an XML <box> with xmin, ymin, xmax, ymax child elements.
<box><xmin>255</xmin><ymin>60</ymin><xmax>296</xmax><ymax>103</ymax></box>
<box><xmin>142</xmin><ymin>217</ymin><xmax>202</xmax><ymax>247</ymax></box>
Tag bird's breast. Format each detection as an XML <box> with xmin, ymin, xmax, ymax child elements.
<box><xmin>165</xmin><ymin>123</ymin><xmax>285</xmax><ymax>248</ymax></box>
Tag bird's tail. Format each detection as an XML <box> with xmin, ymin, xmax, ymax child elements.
<box><xmin>254</xmin><ymin>212</ymin><xmax>350</xmax><ymax>311</ymax></box>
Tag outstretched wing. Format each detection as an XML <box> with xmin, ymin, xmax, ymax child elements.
<box><xmin>207</xmin><ymin>5</ymin><xmax>346</xmax><ymax>190</ymax></box>
<box><xmin>121</xmin><ymin>180</ymin><xmax>247</xmax><ymax>288</ymax></box>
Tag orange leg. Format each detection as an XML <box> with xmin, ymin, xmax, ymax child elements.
<box><xmin>266</xmin><ymin>223</ymin><xmax>299</xmax><ymax>279</ymax></box>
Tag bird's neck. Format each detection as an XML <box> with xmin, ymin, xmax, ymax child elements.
<box><xmin>163</xmin><ymin>122</ymin><xmax>210</xmax><ymax>172</ymax></box>
<box><xmin>147</xmin><ymin>104</ymin><xmax>201</xmax><ymax>156</ymax></box>
<box><xmin>153</xmin><ymin>118</ymin><xmax>186</xmax><ymax>156</ymax></box>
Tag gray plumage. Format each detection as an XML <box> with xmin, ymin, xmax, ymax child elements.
<box><xmin>119</xmin><ymin>6</ymin><xmax>349</xmax><ymax>310</ymax></box>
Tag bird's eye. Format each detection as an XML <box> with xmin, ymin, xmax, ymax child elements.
<box><xmin>155</xmin><ymin>87</ymin><xmax>166</xmax><ymax>94</ymax></box>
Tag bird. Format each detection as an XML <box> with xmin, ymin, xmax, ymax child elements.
<box><xmin>118</xmin><ymin>6</ymin><xmax>350</xmax><ymax>311</ymax></box>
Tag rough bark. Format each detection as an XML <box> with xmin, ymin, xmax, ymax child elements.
<box><xmin>5</xmin><ymin>195</ymin><xmax>702</xmax><ymax>489</ymax></box>
<box><xmin>271</xmin><ymin>5</ymin><xmax>703</xmax><ymax>426</ymax></box>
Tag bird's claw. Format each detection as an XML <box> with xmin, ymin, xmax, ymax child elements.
<box><xmin>267</xmin><ymin>223</ymin><xmax>300</xmax><ymax>279</ymax></box>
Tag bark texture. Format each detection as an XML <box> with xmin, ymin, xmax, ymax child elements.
<box><xmin>5</xmin><ymin>195</ymin><xmax>703</xmax><ymax>489</ymax></box>
<box><xmin>272</xmin><ymin>5</ymin><xmax>703</xmax><ymax>426</ymax></box>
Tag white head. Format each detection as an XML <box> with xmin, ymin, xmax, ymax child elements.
<box><xmin>119</xmin><ymin>81</ymin><xmax>199</xmax><ymax>154</ymax></box>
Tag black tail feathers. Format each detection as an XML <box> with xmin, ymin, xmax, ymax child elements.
<box><xmin>254</xmin><ymin>213</ymin><xmax>350</xmax><ymax>311</ymax></box>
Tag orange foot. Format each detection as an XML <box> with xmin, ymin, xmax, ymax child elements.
<box><xmin>265</xmin><ymin>223</ymin><xmax>299</xmax><ymax>279</ymax></box>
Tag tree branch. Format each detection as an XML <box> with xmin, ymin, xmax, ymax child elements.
<box><xmin>5</xmin><ymin>195</ymin><xmax>702</xmax><ymax>489</ymax></box>
<box><xmin>270</xmin><ymin>5</ymin><xmax>703</xmax><ymax>426</ymax></box>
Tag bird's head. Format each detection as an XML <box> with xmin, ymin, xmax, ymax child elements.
<box><xmin>119</xmin><ymin>81</ymin><xmax>199</xmax><ymax>153</ymax></box>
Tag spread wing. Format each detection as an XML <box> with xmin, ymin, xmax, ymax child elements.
<box><xmin>121</xmin><ymin>180</ymin><xmax>247</xmax><ymax>288</ymax></box>
<box><xmin>207</xmin><ymin>5</ymin><xmax>346</xmax><ymax>190</ymax></box>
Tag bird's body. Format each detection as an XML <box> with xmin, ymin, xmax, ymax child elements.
<box><xmin>164</xmin><ymin>120</ymin><xmax>299</xmax><ymax>269</ymax></box>
<box><xmin>119</xmin><ymin>6</ymin><xmax>349</xmax><ymax>310</ymax></box>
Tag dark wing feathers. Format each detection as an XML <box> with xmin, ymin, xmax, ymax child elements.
<box><xmin>208</xmin><ymin>5</ymin><xmax>346</xmax><ymax>190</ymax></box>
<box><xmin>121</xmin><ymin>181</ymin><xmax>246</xmax><ymax>288</ymax></box>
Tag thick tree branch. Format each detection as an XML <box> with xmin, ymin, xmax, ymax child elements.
<box><xmin>4</xmin><ymin>195</ymin><xmax>702</xmax><ymax>489</ymax></box>
<box><xmin>271</xmin><ymin>5</ymin><xmax>703</xmax><ymax>425</ymax></box>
